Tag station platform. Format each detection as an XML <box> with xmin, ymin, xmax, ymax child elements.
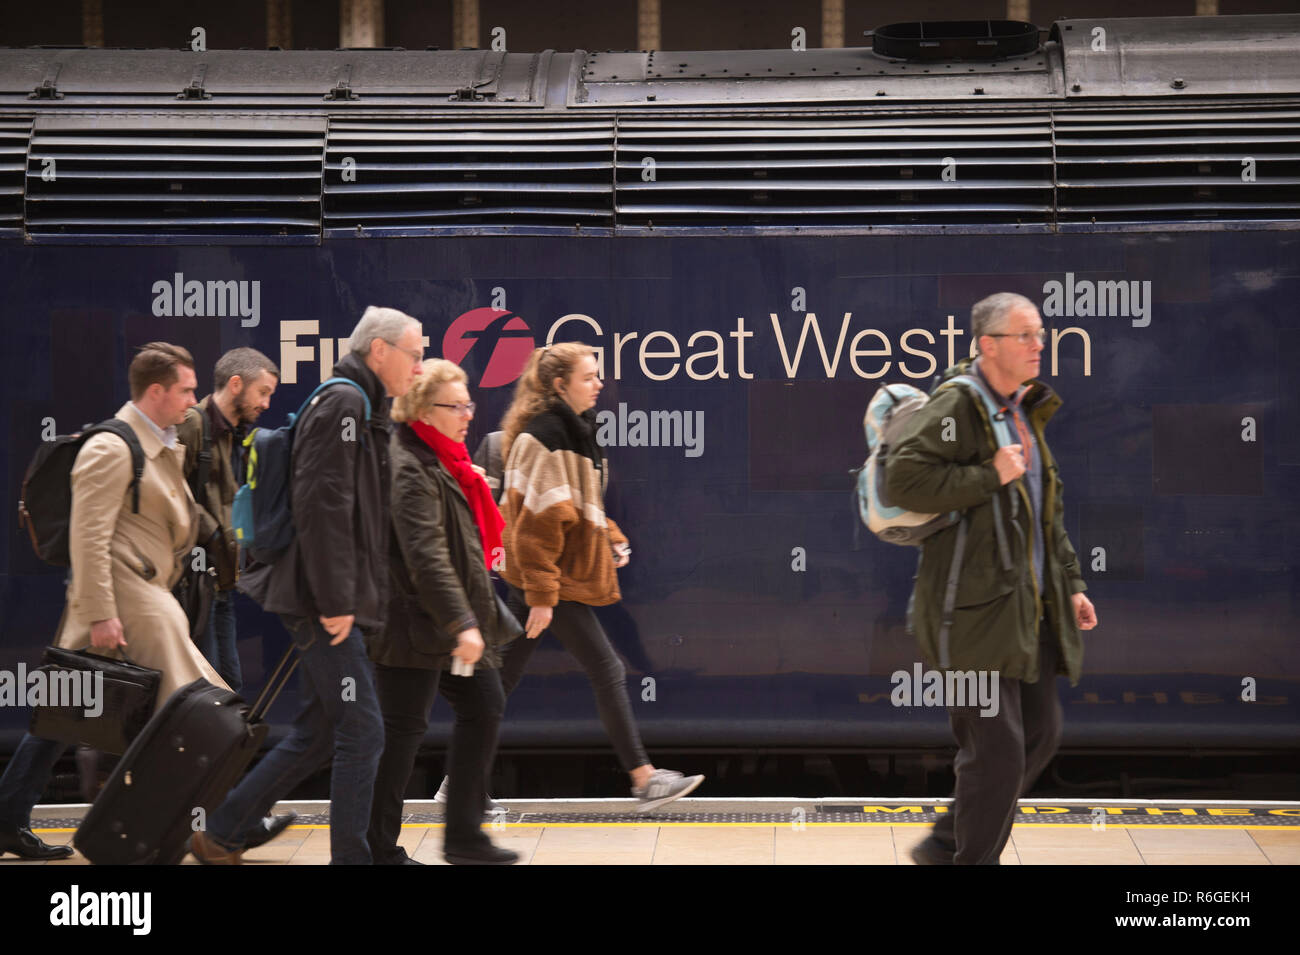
<box><xmin>11</xmin><ymin>797</ymin><xmax>1299</xmax><ymax>865</ymax></box>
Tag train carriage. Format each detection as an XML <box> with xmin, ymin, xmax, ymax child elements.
<box><xmin>1</xmin><ymin>14</ymin><xmax>1297</xmax><ymax>798</ymax></box>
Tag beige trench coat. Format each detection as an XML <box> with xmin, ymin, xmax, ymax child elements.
<box><xmin>56</xmin><ymin>402</ymin><xmax>229</xmax><ymax>706</ymax></box>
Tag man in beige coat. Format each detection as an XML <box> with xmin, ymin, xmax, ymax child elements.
<box><xmin>0</xmin><ymin>342</ymin><xmax>227</xmax><ymax>861</ymax></box>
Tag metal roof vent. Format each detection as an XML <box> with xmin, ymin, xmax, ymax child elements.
<box><xmin>24</xmin><ymin>113</ymin><xmax>325</xmax><ymax>240</ymax></box>
<box><xmin>1055</xmin><ymin>106</ymin><xmax>1300</xmax><ymax>223</ymax></box>
<box><xmin>0</xmin><ymin>116</ymin><xmax>29</xmax><ymax>234</ymax></box>
<box><xmin>324</xmin><ymin>116</ymin><xmax>615</xmax><ymax>233</ymax></box>
<box><xmin>616</xmin><ymin>112</ymin><xmax>1053</xmax><ymax>228</ymax></box>
<box><xmin>871</xmin><ymin>20</ymin><xmax>1039</xmax><ymax>61</ymax></box>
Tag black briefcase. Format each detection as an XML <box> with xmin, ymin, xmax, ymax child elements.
<box><xmin>27</xmin><ymin>647</ymin><xmax>161</xmax><ymax>755</ymax></box>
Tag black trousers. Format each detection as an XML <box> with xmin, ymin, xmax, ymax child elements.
<box><xmin>930</xmin><ymin>630</ymin><xmax>1064</xmax><ymax>865</ymax></box>
<box><xmin>499</xmin><ymin>587</ymin><xmax>650</xmax><ymax>772</ymax></box>
<box><xmin>367</xmin><ymin>662</ymin><xmax>505</xmax><ymax>862</ymax></box>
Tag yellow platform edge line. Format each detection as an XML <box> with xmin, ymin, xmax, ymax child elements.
<box><xmin>31</xmin><ymin>822</ymin><xmax>1300</xmax><ymax>834</ymax></box>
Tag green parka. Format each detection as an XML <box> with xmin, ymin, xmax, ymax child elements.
<box><xmin>884</xmin><ymin>358</ymin><xmax>1087</xmax><ymax>685</ymax></box>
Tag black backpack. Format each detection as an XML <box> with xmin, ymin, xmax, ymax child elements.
<box><xmin>173</xmin><ymin>405</ymin><xmax>218</xmax><ymax>641</ymax></box>
<box><xmin>472</xmin><ymin>430</ymin><xmax>505</xmax><ymax>505</ymax></box>
<box><xmin>17</xmin><ymin>419</ymin><xmax>145</xmax><ymax>567</ymax></box>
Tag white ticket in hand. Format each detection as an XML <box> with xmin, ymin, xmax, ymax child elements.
<box><xmin>450</xmin><ymin>657</ymin><xmax>474</xmax><ymax>677</ymax></box>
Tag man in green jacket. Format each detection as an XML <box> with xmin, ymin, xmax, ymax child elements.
<box><xmin>177</xmin><ymin>346</ymin><xmax>279</xmax><ymax>692</ymax></box>
<box><xmin>885</xmin><ymin>291</ymin><xmax>1098</xmax><ymax>865</ymax></box>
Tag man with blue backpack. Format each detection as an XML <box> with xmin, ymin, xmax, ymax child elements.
<box><xmin>190</xmin><ymin>306</ymin><xmax>425</xmax><ymax>865</ymax></box>
<box><xmin>883</xmin><ymin>292</ymin><xmax>1098</xmax><ymax>866</ymax></box>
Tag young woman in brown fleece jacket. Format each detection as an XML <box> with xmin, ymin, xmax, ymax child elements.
<box><xmin>496</xmin><ymin>342</ymin><xmax>704</xmax><ymax>811</ymax></box>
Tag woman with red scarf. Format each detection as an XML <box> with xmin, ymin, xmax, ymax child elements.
<box><xmin>366</xmin><ymin>359</ymin><xmax>522</xmax><ymax>865</ymax></box>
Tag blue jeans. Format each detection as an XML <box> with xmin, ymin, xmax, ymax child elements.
<box><xmin>0</xmin><ymin>733</ymin><xmax>66</xmax><ymax>830</ymax></box>
<box><xmin>197</xmin><ymin>590</ymin><xmax>242</xmax><ymax>694</ymax></box>
<box><xmin>206</xmin><ymin>615</ymin><xmax>384</xmax><ymax>865</ymax></box>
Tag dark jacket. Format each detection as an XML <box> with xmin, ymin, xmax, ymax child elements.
<box><xmin>368</xmin><ymin>423</ymin><xmax>522</xmax><ymax>670</ymax></box>
<box><xmin>238</xmin><ymin>353</ymin><xmax>392</xmax><ymax>631</ymax></box>
<box><xmin>884</xmin><ymin>358</ymin><xmax>1087</xmax><ymax>685</ymax></box>
<box><xmin>177</xmin><ymin>395</ymin><xmax>240</xmax><ymax>590</ymax></box>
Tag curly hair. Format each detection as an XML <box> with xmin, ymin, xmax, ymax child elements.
<box><xmin>391</xmin><ymin>358</ymin><xmax>469</xmax><ymax>424</ymax></box>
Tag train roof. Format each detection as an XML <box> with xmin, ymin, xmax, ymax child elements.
<box><xmin>0</xmin><ymin>16</ymin><xmax>1298</xmax><ymax>108</ymax></box>
<box><xmin>0</xmin><ymin>16</ymin><xmax>1297</xmax><ymax>239</ymax></box>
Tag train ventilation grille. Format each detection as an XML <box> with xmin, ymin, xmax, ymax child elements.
<box><xmin>614</xmin><ymin>113</ymin><xmax>1054</xmax><ymax>227</ymax></box>
<box><xmin>24</xmin><ymin>114</ymin><xmax>325</xmax><ymax>239</ymax></box>
<box><xmin>0</xmin><ymin>117</ymin><xmax>30</xmax><ymax>234</ymax></box>
<box><xmin>1055</xmin><ymin>108</ymin><xmax>1300</xmax><ymax>222</ymax></box>
<box><xmin>324</xmin><ymin>118</ymin><xmax>616</xmax><ymax>232</ymax></box>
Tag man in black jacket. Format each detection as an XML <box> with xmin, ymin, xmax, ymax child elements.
<box><xmin>190</xmin><ymin>307</ymin><xmax>424</xmax><ymax>865</ymax></box>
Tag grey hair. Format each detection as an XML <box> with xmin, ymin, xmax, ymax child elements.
<box><xmin>348</xmin><ymin>306</ymin><xmax>421</xmax><ymax>358</ymax></box>
<box><xmin>971</xmin><ymin>292</ymin><xmax>1037</xmax><ymax>350</ymax></box>
<box><xmin>213</xmin><ymin>346</ymin><xmax>279</xmax><ymax>392</ymax></box>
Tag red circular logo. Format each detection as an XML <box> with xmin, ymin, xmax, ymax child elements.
<box><xmin>442</xmin><ymin>307</ymin><xmax>535</xmax><ymax>388</ymax></box>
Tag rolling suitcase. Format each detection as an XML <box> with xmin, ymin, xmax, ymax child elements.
<box><xmin>73</xmin><ymin>647</ymin><xmax>298</xmax><ymax>865</ymax></box>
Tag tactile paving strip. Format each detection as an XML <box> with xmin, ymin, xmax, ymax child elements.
<box><xmin>31</xmin><ymin>806</ymin><xmax>1300</xmax><ymax>830</ymax></box>
<box><xmin>502</xmin><ymin>810</ymin><xmax>1300</xmax><ymax>826</ymax></box>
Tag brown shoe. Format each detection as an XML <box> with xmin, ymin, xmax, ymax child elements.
<box><xmin>189</xmin><ymin>829</ymin><xmax>243</xmax><ymax>865</ymax></box>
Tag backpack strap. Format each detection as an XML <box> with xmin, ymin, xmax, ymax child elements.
<box><xmin>937</xmin><ymin>515</ymin><xmax>969</xmax><ymax>669</ymax></box>
<box><xmin>295</xmin><ymin>377</ymin><xmax>372</xmax><ymax>426</ymax></box>
<box><xmin>942</xmin><ymin>374</ymin><xmax>1019</xmax><ymax>570</ymax></box>
<box><xmin>485</xmin><ymin>430</ymin><xmax>504</xmax><ymax>504</ymax></box>
<box><xmin>944</xmin><ymin>374</ymin><xmax>1019</xmax><ymax>451</ymax></box>
<box><xmin>989</xmin><ymin>491</ymin><xmax>1012</xmax><ymax>572</ymax></box>
<box><xmin>289</xmin><ymin>377</ymin><xmax>373</xmax><ymax>452</ymax></box>
<box><xmin>86</xmin><ymin>419</ymin><xmax>145</xmax><ymax>515</ymax></box>
<box><xmin>185</xmin><ymin>405</ymin><xmax>212</xmax><ymax>508</ymax></box>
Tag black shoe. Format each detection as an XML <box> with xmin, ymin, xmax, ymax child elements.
<box><xmin>0</xmin><ymin>825</ymin><xmax>74</xmax><ymax>861</ymax></box>
<box><xmin>374</xmin><ymin>848</ymin><xmax>425</xmax><ymax>866</ymax></box>
<box><xmin>444</xmin><ymin>842</ymin><xmax>519</xmax><ymax>866</ymax></box>
<box><xmin>242</xmin><ymin>812</ymin><xmax>298</xmax><ymax>850</ymax></box>
<box><xmin>909</xmin><ymin>835</ymin><xmax>954</xmax><ymax>865</ymax></box>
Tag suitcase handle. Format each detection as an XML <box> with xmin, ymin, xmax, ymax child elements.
<box><xmin>248</xmin><ymin>644</ymin><xmax>299</xmax><ymax>723</ymax></box>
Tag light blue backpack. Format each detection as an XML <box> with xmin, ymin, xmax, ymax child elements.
<box><xmin>855</xmin><ymin>375</ymin><xmax>1021</xmax><ymax>546</ymax></box>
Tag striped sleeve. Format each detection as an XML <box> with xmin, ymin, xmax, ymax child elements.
<box><xmin>501</xmin><ymin>433</ymin><xmax>579</xmax><ymax>608</ymax></box>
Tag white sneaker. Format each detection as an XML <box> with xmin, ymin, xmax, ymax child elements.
<box><xmin>632</xmin><ymin>769</ymin><xmax>705</xmax><ymax>812</ymax></box>
<box><xmin>435</xmin><ymin>776</ymin><xmax>503</xmax><ymax>814</ymax></box>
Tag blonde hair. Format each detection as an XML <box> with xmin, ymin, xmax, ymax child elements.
<box><xmin>500</xmin><ymin>343</ymin><xmax>597</xmax><ymax>459</ymax></box>
<box><xmin>391</xmin><ymin>358</ymin><xmax>468</xmax><ymax>423</ymax></box>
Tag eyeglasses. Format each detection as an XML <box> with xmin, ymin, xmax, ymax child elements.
<box><xmin>987</xmin><ymin>329</ymin><xmax>1047</xmax><ymax>346</ymax></box>
<box><xmin>383</xmin><ymin>340</ymin><xmax>424</xmax><ymax>365</ymax></box>
<box><xmin>432</xmin><ymin>402</ymin><xmax>476</xmax><ymax>417</ymax></box>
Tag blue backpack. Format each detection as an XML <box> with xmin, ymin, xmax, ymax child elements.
<box><xmin>231</xmin><ymin>377</ymin><xmax>371</xmax><ymax>564</ymax></box>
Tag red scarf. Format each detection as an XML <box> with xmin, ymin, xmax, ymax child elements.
<box><xmin>411</xmin><ymin>421</ymin><xmax>504</xmax><ymax>571</ymax></box>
